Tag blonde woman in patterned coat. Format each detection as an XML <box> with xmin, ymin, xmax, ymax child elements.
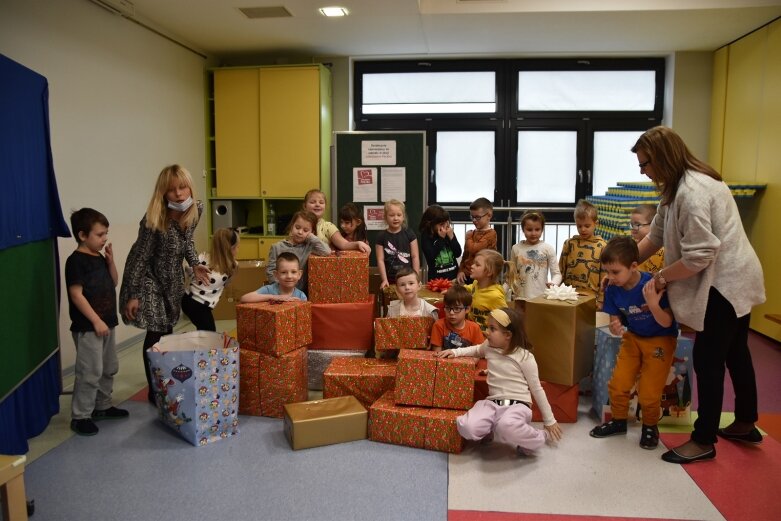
<box><xmin>119</xmin><ymin>165</ymin><xmax>208</xmax><ymax>403</ymax></box>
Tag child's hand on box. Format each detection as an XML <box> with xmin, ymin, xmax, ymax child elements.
<box><xmin>609</xmin><ymin>316</ymin><xmax>625</xmax><ymax>336</ymax></box>
<box><xmin>436</xmin><ymin>349</ymin><xmax>455</xmax><ymax>358</ymax></box>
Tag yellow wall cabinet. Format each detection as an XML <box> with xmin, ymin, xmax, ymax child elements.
<box><xmin>207</xmin><ymin>64</ymin><xmax>332</xmax><ymax>259</ymax></box>
<box><xmin>709</xmin><ymin>19</ymin><xmax>781</xmax><ymax>340</ymax></box>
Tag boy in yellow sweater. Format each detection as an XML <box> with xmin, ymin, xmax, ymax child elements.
<box><xmin>559</xmin><ymin>200</ymin><xmax>607</xmax><ymax>308</ymax></box>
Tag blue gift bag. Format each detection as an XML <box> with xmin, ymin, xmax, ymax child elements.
<box><xmin>147</xmin><ymin>331</ymin><xmax>240</xmax><ymax>446</ymax></box>
<box><xmin>592</xmin><ymin>326</ymin><xmax>693</xmax><ymax>424</ymax></box>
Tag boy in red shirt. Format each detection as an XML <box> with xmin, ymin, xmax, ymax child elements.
<box><xmin>431</xmin><ymin>285</ymin><xmax>485</xmax><ymax>351</ymax></box>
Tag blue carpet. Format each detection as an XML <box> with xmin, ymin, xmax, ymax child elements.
<box><xmin>23</xmin><ymin>400</ymin><xmax>448</xmax><ymax>521</ymax></box>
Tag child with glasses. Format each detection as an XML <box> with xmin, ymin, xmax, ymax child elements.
<box><xmin>430</xmin><ymin>285</ymin><xmax>485</xmax><ymax>352</ymax></box>
<box><xmin>457</xmin><ymin>197</ymin><xmax>497</xmax><ymax>285</ymax></box>
<box><xmin>508</xmin><ymin>210</ymin><xmax>562</xmax><ymax>308</ymax></box>
<box><xmin>629</xmin><ymin>204</ymin><xmax>664</xmax><ymax>273</ymax></box>
<box><xmin>558</xmin><ymin>199</ymin><xmax>607</xmax><ymax>308</ymax></box>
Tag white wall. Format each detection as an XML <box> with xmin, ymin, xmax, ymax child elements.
<box><xmin>0</xmin><ymin>0</ymin><xmax>210</xmax><ymax>370</ymax></box>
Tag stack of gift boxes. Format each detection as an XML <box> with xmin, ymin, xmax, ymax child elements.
<box><xmin>307</xmin><ymin>252</ymin><xmax>375</xmax><ymax>390</ymax></box>
<box><xmin>236</xmin><ymin>301</ymin><xmax>310</xmax><ymax>418</ymax></box>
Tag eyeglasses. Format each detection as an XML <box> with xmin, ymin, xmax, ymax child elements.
<box><xmin>444</xmin><ymin>306</ymin><xmax>465</xmax><ymax>313</ymax></box>
<box><xmin>629</xmin><ymin>222</ymin><xmax>651</xmax><ymax>230</ymax></box>
<box><xmin>470</xmin><ymin>213</ymin><xmax>488</xmax><ymax>222</ymax></box>
<box><xmin>638</xmin><ymin>159</ymin><xmax>651</xmax><ymax>168</ymax></box>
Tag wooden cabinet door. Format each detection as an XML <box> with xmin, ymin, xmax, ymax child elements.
<box><xmin>214</xmin><ymin>69</ymin><xmax>261</xmax><ymax>197</ymax></box>
<box><xmin>259</xmin><ymin>67</ymin><xmax>321</xmax><ymax>197</ymax></box>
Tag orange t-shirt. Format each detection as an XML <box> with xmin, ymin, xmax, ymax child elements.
<box><xmin>430</xmin><ymin>318</ymin><xmax>485</xmax><ymax>349</ymax></box>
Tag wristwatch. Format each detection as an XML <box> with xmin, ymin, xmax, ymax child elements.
<box><xmin>654</xmin><ymin>269</ymin><xmax>668</xmax><ymax>288</ymax></box>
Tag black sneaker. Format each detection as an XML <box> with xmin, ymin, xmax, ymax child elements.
<box><xmin>640</xmin><ymin>424</ymin><xmax>659</xmax><ymax>450</ymax></box>
<box><xmin>91</xmin><ymin>406</ymin><xmax>129</xmax><ymax>421</ymax></box>
<box><xmin>70</xmin><ymin>418</ymin><xmax>99</xmax><ymax>436</ymax></box>
<box><xmin>589</xmin><ymin>419</ymin><xmax>627</xmax><ymax>438</ymax></box>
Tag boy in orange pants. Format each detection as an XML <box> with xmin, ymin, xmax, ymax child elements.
<box><xmin>589</xmin><ymin>237</ymin><xmax>678</xmax><ymax>450</ymax></box>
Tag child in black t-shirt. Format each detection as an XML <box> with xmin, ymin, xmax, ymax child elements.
<box><xmin>65</xmin><ymin>208</ymin><xmax>128</xmax><ymax>436</ymax></box>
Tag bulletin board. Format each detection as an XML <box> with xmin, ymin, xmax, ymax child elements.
<box><xmin>333</xmin><ymin>131</ymin><xmax>427</xmax><ymax>266</ymax></box>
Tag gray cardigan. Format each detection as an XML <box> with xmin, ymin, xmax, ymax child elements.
<box><xmin>266</xmin><ymin>235</ymin><xmax>330</xmax><ymax>291</ymax></box>
<box><xmin>647</xmin><ymin>171</ymin><xmax>765</xmax><ymax>330</ymax></box>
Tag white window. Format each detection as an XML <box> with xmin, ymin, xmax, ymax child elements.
<box><xmin>435</xmin><ymin>131</ymin><xmax>495</xmax><ymax>201</ymax></box>
<box><xmin>363</xmin><ymin>72</ymin><xmax>496</xmax><ymax>114</ymax></box>
<box><xmin>518</xmin><ymin>71</ymin><xmax>656</xmax><ymax>111</ymax></box>
<box><xmin>517</xmin><ymin>131</ymin><xmax>577</xmax><ymax>203</ymax></box>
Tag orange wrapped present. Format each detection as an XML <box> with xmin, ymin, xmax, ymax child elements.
<box><xmin>369</xmin><ymin>391</ymin><xmax>464</xmax><ymax>454</ymax></box>
<box><xmin>258</xmin><ymin>347</ymin><xmax>308</xmax><ymax>418</ymax></box>
<box><xmin>531</xmin><ymin>382</ymin><xmax>579</xmax><ymax>423</ymax></box>
<box><xmin>323</xmin><ymin>358</ymin><xmax>397</xmax><ymax>408</ymax></box>
<box><xmin>308</xmin><ymin>251</ymin><xmax>369</xmax><ymax>303</ymax></box>
<box><xmin>374</xmin><ymin>316</ymin><xmax>434</xmax><ymax>351</ymax></box>
<box><xmin>395</xmin><ymin>350</ymin><xmax>437</xmax><ymax>407</ymax></box>
<box><xmin>310</xmin><ymin>298</ymin><xmax>375</xmax><ymax>350</ymax></box>
<box><xmin>433</xmin><ymin>355</ymin><xmax>477</xmax><ymax>410</ymax></box>
<box><xmin>236</xmin><ymin>301</ymin><xmax>312</xmax><ymax>356</ymax></box>
<box><xmin>239</xmin><ymin>349</ymin><xmax>262</xmax><ymax>416</ymax></box>
<box><xmin>395</xmin><ymin>349</ymin><xmax>476</xmax><ymax>410</ymax></box>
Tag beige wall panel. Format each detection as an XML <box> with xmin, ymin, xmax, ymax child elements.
<box><xmin>709</xmin><ymin>47</ymin><xmax>729</xmax><ymax>171</ymax></box>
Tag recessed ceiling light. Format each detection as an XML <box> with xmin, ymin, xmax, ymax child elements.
<box><xmin>319</xmin><ymin>6</ymin><xmax>348</xmax><ymax>17</ymax></box>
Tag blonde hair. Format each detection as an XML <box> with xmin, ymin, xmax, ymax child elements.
<box><xmin>303</xmin><ymin>190</ymin><xmax>327</xmax><ymax>210</ymax></box>
<box><xmin>145</xmin><ymin>165</ymin><xmax>198</xmax><ymax>232</ymax></box>
<box><xmin>383</xmin><ymin>199</ymin><xmax>407</xmax><ymax>227</ymax></box>
<box><xmin>574</xmin><ymin>199</ymin><xmax>598</xmax><ymax>222</ymax></box>
<box><xmin>210</xmin><ymin>228</ymin><xmax>239</xmax><ymax>277</ymax></box>
<box><xmin>474</xmin><ymin>248</ymin><xmax>506</xmax><ymax>284</ymax></box>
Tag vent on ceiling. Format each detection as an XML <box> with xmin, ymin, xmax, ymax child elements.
<box><xmin>239</xmin><ymin>6</ymin><xmax>293</xmax><ymax>19</ymax></box>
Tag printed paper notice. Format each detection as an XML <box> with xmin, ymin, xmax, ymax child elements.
<box><xmin>352</xmin><ymin>167</ymin><xmax>377</xmax><ymax>202</ymax></box>
<box><xmin>361</xmin><ymin>140</ymin><xmax>396</xmax><ymax>165</ymax></box>
<box><xmin>381</xmin><ymin>167</ymin><xmax>406</xmax><ymax>202</ymax></box>
<box><xmin>364</xmin><ymin>205</ymin><xmax>387</xmax><ymax>231</ymax></box>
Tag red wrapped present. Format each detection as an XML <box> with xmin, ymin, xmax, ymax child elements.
<box><xmin>474</xmin><ymin>358</ymin><xmax>488</xmax><ymax>402</ymax></box>
<box><xmin>395</xmin><ymin>350</ymin><xmax>476</xmax><ymax>410</ymax></box>
<box><xmin>531</xmin><ymin>382</ymin><xmax>579</xmax><ymax>423</ymax></box>
<box><xmin>374</xmin><ymin>317</ymin><xmax>434</xmax><ymax>351</ymax></box>
<box><xmin>258</xmin><ymin>347</ymin><xmax>308</xmax><ymax>418</ymax></box>
<box><xmin>369</xmin><ymin>391</ymin><xmax>464</xmax><ymax>454</ymax></box>
<box><xmin>236</xmin><ymin>301</ymin><xmax>312</xmax><ymax>356</ymax></box>
<box><xmin>323</xmin><ymin>358</ymin><xmax>397</xmax><ymax>408</ymax></box>
<box><xmin>426</xmin><ymin>278</ymin><xmax>452</xmax><ymax>293</ymax></box>
<box><xmin>239</xmin><ymin>349</ymin><xmax>262</xmax><ymax>416</ymax></box>
<box><xmin>310</xmin><ymin>297</ymin><xmax>375</xmax><ymax>350</ymax></box>
<box><xmin>433</xmin><ymin>355</ymin><xmax>477</xmax><ymax>410</ymax></box>
<box><xmin>395</xmin><ymin>350</ymin><xmax>437</xmax><ymax>407</ymax></box>
<box><xmin>308</xmin><ymin>251</ymin><xmax>369</xmax><ymax>303</ymax></box>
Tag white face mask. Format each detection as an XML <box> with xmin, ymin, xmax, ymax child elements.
<box><xmin>167</xmin><ymin>196</ymin><xmax>193</xmax><ymax>212</ymax></box>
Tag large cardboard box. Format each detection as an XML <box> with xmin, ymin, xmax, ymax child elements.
<box><xmin>374</xmin><ymin>317</ymin><xmax>435</xmax><ymax>351</ymax></box>
<box><xmin>307</xmin><ymin>349</ymin><xmax>368</xmax><ymax>390</ymax></box>
<box><xmin>236</xmin><ymin>301</ymin><xmax>312</xmax><ymax>356</ymax></box>
<box><xmin>395</xmin><ymin>349</ymin><xmax>476</xmax><ymax>410</ymax></box>
<box><xmin>283</xmin><ymin>396</ymin><xmax>368</xmax><ymax>450</ymax></box>
<box><xmin>308</xmin><ymin>251</ymin><xmax>370</xmax><ymax>303</ymax></box>
<box><xmin>213</xmin><ymin>260</ymin><xmax>265</xmax><ymax>320</ymax></box>
<box><xmin>525</xmin><ymin>294</ymin><xmax>596</xmax><ymax>385</ymax></box>
<box><xmin>310</xmin><ymin>298</ymin><xmax>375</xmax><ymax>350</ymax></box>
<box><xmin>323</xmin><ymin>358</ymin><xmax>397</xmax><ymax>408</ymax></box>
<box><xmin>369</xmin><ymin>390</ymin><xmax>464</xmax><ymax>454</ymax></box>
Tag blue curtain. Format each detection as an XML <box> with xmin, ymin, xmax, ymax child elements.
<box><xmin>0</xmin><ymin>53</ymin><xmax>70</xmax><ymax>454</ymax></box>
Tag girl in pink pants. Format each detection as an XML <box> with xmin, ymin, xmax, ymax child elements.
<box><xmin>438</xmin><ymin>308</ymin><xmax>563</xmax><ymax>455</ymax></box>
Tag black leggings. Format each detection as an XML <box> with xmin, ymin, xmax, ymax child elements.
<box><xmin>691</xmin><ymin>287</ymin><xmax>758</xmax><ymax>445</ymax></box>
<box><xmin>180</xmin><ymin>293</ymin><xmax>216</xmax><ymax>332</ymax></box>
<box><xmin>143</xmin><ymin>329</ymin><xmax>172</xmax><ymax>403</ymax></box>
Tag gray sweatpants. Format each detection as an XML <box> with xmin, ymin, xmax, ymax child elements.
<box><xmin>71</xmin><ymin>330</ymin><xmax>118</xmax><ymax>419</ymax></box>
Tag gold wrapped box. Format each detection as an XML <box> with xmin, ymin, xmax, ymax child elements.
<box><xmin>283</xmin><ymin>395</ymin><xmax>368</xmax><ymax>450</ymax></box>
<box><xmin>524</xmin><ymin>294</ymin><xmax>596</xmax><ymax>386</ymax></box>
